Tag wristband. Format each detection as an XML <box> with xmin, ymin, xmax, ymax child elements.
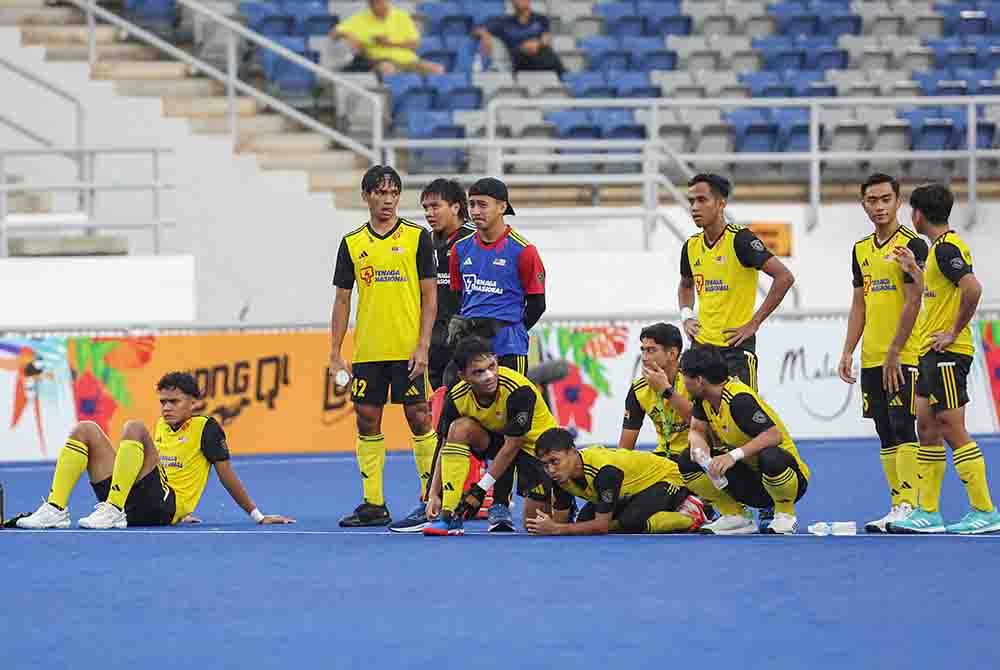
<box><xmin>477</xmin><ymin>473</ymin><xmax>496</xmax><ymax>490</ymax></box>
<box><xmin>729</xmin><ymin>448</ymin><xmax>745</xmax><ymax>462</ymax></box>
<box><xmin>250</xmin><ymin>508</ymin><xmax>265</xmax><ymax>523</ymax></box>
<box><xmin>681</xmin><ymin>307</ymin><xmax>695</xmax><ymax>322</ymax></box>
<box><xmin>661</xmin><ymin>385</ymin><xmax>674</xmax><ymax>400</ymax></box>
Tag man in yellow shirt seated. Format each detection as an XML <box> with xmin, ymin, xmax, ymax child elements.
<box><xmin>334</xmin><ymin>0</ymin><xmax>445</xmax><ymax>75</ymax></box>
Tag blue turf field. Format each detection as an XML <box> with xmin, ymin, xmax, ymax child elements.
<box><xmin>3</xmin><ymin>438</ymin><xmax>999</xmax><ymax>670</ymax></box>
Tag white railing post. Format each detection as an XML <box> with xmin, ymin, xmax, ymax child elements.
<box><xmin>968</xmin><ymin>100</ymin><xmax>978</xmax><ymax>229</ymax></box>
<box><xmin>486</xmin><ymin>98</ymin><xmax>500</xmax><ymax>176</ymax></box>
<box><xmin>226</xmin><ymin>29</ymin><xmax>238</xmax><ymax>150</ymax></box>
<box><xmin>152</xmin><ymin>149</ymin><xmax>162</xmax><ymax>254</ymax></box>
<box><xmin>86</xmin><ymin>0</ymin><xmax>97</xmax><ymax>68</ymax></box>
<box><xmin>86</xmin><ymin>150</ymin><xmax>96</xmax><ymax>219</ymax></box>
<box><xmin>0</xmin><ymin>154</ymin><xmax>7</xmax><ymax>258</ymax></box>
<box><xmin>807</xmin><ymin>101</ymin><xmax>821</xmax><ymax>232</ymax></box>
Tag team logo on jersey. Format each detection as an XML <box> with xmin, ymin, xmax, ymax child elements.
<box><xmin>515</xmin><ymin>411</ymin><xmax>530</xmax><ymax>427</ymax></box>
<box><xmin>359</xmin><ymin>250</ymin><xmax>369</xmax><ymax>259</ymax></box>
<box><xmin>752</xmin><ymin>410</ymin><xmax>768</xmax><ymax>424</ymax></box>
<box><xmin>624</xmin><ymin>409</ymin><xmax>631</xmax><ymax>420</ymax></box>
<box><xmin>392</xmin><ymin>246</ymin><xmax>406</xmax><ymax>254</ymax></box>
<box><xmin>863</xmin><ymin>274</ymin><xmax>872</xmax><ymax>296</ymax></box>
<box><xmin>694</xmin><ymin>274</ymin><xmax>705</xmax><ymax>294</ymax></box>
<box><xmin>600</xmin><ymin>489</ymin><xmax>615</xmax><ymax>504</ymax></box>
<box><xmin>360</xmin><ymin>265</ymin><xmax>375</xmax><ymax>287</ymax></box>
<box><xmin>950</xmin><ymin>257</ymin><xmax>964</xmax><ymax>270</ymax></box>
<box><xmin>751</xmin><ymin>239</ymin><xmax>765</xmax><ymax>252</ymax></box>
<box><xmin>693</xmin><ymin>258</ymin><xmax>702</xmax><ymax>267</ymax></box>
<box><xmin>463</xmin><ymin>257</ymin><xmax>473</xmax><ymax>266</ymax></box>
<box><xmin>714</xmin><ymin>255</ymin><xmax>725</xmax><ymax>264</ymax></box>
<box><xmin>493</xmin><ymin>258</ymin><xmax>507</xmax><ymax>266</ymax></box>
<box><xmin>462</xmin><ymin>274</ymin><xmax>505</xmax><ymax>295</ymax></box>
<box><xmin>862</xmin><ymin>258</ymin><xmax>870</xmax><ymax>267</ymax></box>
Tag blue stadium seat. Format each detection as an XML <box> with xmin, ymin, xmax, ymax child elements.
<box><xmin>806</xmin><ymin>47</ymin><xmax>849</xmax><ymax>71</ymax></box>
<box><xmin>957</xmin><ymin>11</ymin><xmax>989</xmax><ymax>36</ymax></box>
<box><xmin>129</xmin><ymin>0</ymin><xmax>176</xmax><ymax>20</ymax></box>
<box><xmin>240</xmin><ymin>2</ymin><xmax>294</xmax><ymax>37</ymax></box>
<box><xmin>445</xmin><ymin>35</ymin><xmax>480</xmax><ymax>72</ymax></box>
<box><xmin>769</xmin><ymin>5</ymin><xmax>819</xmax><ymax>36</ymax></box>
<box><xmin>912</xmin><ymin>70</ymin><xmax>953</xmax><ymax>96</ymax></box>
<box><xmin>774</xmin><ymin>109</ymin><xmax>813</xmax><ymax>152</ymax></box>
<box><xmin>579</xmin><ymin>36</ymin><xmax>631</xmax><ymax>72</ymax></box>
<box><xmin>739</xmin><ymin>71</ymin><xmax>782</xmax><ymax>97</ymax></box>
<box><xmin>817</xmin><ymin>11</ymin><xmax>861</xmax><ymax>38</ymax></box>
<box><xmin>418</xmin><ymin>2</ymin><xmax>470</xmax><ymax>36</ymax></box>
<box><xmin>544</xmin><ymin>110</ymin><xmax>599</xmax><ymax>137</ymax></box>
<box><xmin>727</xmin><ymin>108</ymin><xmax>779</xmax><ymax>152</ymax></box>
<box><xmin>630</xmin><ymin>37</ymin><xmax>677</xmax><ymax>71</ymax></box>
<box><xmin>613</xmin><ymin>70</ymin><xmax>662</xmax><ymax>97</ymax></box>
<box><xmin>595</xmin><ymin>2</ymin><xmax>646</xmax><ymax>38</ymax></box>
<box><xmin>912</xmin><ymin>118</ymin><xmax>956</xmax><ymax>150</ymax></box>
<box><xmin>462</xmin><ymin>0</ymin><xmax>504</xmax><ymax>28</ymax></box>
<box><xmin>263</xmin><ymin>37</ymin><xmax>317</xmax><ymax>93</ymax></box>
<box><xmin>428</xmin><ymin>73</ymin><xmax>483</xmax><ymax>110</ymax></box>
<box><xmin>287</xmin><ymin>4</ymin><xmax>338</xmax><ymax>36</ymax></box>
<box><xmin>593</xmin><ymin>109</ymin><xmax>646</xmax><ymax>138</ymax></box>
<box><xmin>384</xmin><ymin>73</ymin><xmax>435</xmax><ymax>119</ymax></box>
<box><xmin>417</xmin><ymin>36</ymin><xmax>457</xmax><ymax>71</ymax></box>
<box><xmin>407</xmin><ymin>111</ymin><xmax>465</xmax><ymax>171</ymax></box>
<box><xmin>640</xmin><ymin>4</ymin><xmax>691</xmax><ymax>36</ymax></box>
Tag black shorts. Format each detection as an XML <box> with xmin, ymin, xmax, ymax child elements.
<box><xmin>351</xmin><ymin>360</ymin><xmax>429</xmax><ymax>406</ymax></box>
<box><xmin>498</xmin><ymin>354</ymin><xmax>528</xmax><ymax>376</ymax></box>
<box><xmin>92</xmin><ymin>467</ymin><xmax>176</xmax><ymax>527</ymax></box>
<box><xmin>861</xmin><ymin>364</ymin><xmax>919</xmax><ymax>420</ymax></box>
<box><xmin>476</xmin><ymin>430</ymin><xmax>570</xmax><ymax>506</ymax></box>
<box><xmin>720</xmin><ymin>346</ymin><xmax>759</xmax><ymax>391</ymax></box>
<box><xmin>916</xmin><ymin>351</ymin><xmax>973</xmax><ymax>413</ymax></box>
<box><xmin>576</xmin><ymin>481</ymin><xmax>691</xmax><ymax>533</ymax></box>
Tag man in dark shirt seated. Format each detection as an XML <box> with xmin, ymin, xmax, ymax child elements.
<box><xmin>475</xmin><ymin>0</ymin><xmax>565</xmax><ymax>75</ymax></box>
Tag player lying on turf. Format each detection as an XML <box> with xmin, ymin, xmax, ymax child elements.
<box><xmin>423</xmin><ymin>336</ymin><xmax>574</xmax><ymax>535</ymax></box>
<box><xmin>676</xmin><ymin>345</ymin><xmax>811</xmax><ymax>535</ymax></box>
<box><xmin>526</xmin><ymin>427</ymin><xmax>706</xmax><ymax>535</ymax></box>
<box><xmin>16</xmin><ymin>372</ymin><xmax>294</xmax><ymax>529</ymax></box>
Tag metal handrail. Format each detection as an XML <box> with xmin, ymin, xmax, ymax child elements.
<box><xmin>72</xmin><ymin>0</ymin><xmax>383</xmax><ymax>161</ymax></box>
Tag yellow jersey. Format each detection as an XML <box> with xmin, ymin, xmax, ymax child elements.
<box><xmin>692</xmin><ymin>378</ymin><xmax>810</xmax><ymax>479</ymax></box>
<box><xmin>154</xmin><ymin>415</ymin><xmax>230</xmax><ymax>523</ymax></box>
<box><xmin>334</xmin><ymin>218</ymin><xmax>435</xmax><ymax>363</ymax></box>
<box><xmin>920</xmin><ymin>231</ymin><xmax>975</xmax><ymax>357</ymax></box>
<box><xmin>438</xmin><ymin>367</ymin><xmax>557</xmax><ymax>457</ymax></box>
<box><xmin>680</xmin><ymin>225</ymin><xmax>773</xmax><ymax>351</ymax></box>
<box><xmin>336</xmin><ymin>7</ymin><xmax>420</xmax><ymax>65</ymax></box>
<box><xmin>557</xmin><ymin>446</ymin><xmax>685</xmax><ymax>512</ymax></box>
<box><xmin>851</xmin><ymin>225</ymin><xmax>929</xmax><ymax>368</ymax></box>
<box><xmin>622</xmin><ymin>372</ymin><xmax>691</xmax><ymax>456</ymax></box>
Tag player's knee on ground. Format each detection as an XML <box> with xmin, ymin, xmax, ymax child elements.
<box><xmin>888</xmin><ymin>408</ymin><xmax>917</xmax><ymax>445</ymax></box>
<box><xmin>120</xmin><ymin>419</ymin><xmax>151</xmax><ymax>442</ymax></box>
<box><xmin>403</xmin><ymin>401</ymin><xmax>431</xmax><ymax>434</ymax></box>
<box><xmin>756</xmin><ymin>446</ymin><xmax>797</xmax><ymax>477</ymax></box>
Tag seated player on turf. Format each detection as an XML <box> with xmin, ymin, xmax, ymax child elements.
<box><xmin>676</xmin><ymin>345</ymin><xmax>810</xmax><ymax>535</ymax></box>
<box><xmin>17</xmin><ymin>372</ymin><xmax>294</xmax><ymax>529</ymax></box>
<box><xmin>424</xmin><ymin>336</ymin><xmax>574</xmax><ymax>535</ymax></box>
<box><xmin>527</xmin><ymin>427</ymin><xmax>706</xmax><ymax>535</ymax></box>
<box><xmin>619</xmin><ymin>322</ymin><xmax>694</xmax><ymax>458</ymax></box>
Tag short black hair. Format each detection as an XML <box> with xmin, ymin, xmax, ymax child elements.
<box><xmin>688</xmin><ymin>173</ymin><xmax>732</xmax><ymax>198</ymax></box>
<box><xmin>639</xmin><ymin>322</ymin><xmax>683</xmax><ymax>353</ymax></box>
<box><xmin>909</xmin><ymin>183</ymin><xmax>953</xmax><ymax>225</ymax></box>
<box><xmin>156</xmin><ymin>371</ymin><xmax>202</xmax><ymax>398</ymax></box>
<box><xmin>361</xmin><ymin>165</ymin><xmax>402</xmax><ymax>194</ymax></box>
<box><xmin>860</xmin><ymin>172</ymin><xmax>899</xmax><ymax>198</ymax></box>
<box><xmin>679</xmin><ymin>345</ymin><xmax>729</xmax><ymax>385</ymax></box>
<box><xmin>420</xmin><ymin>178</ymin><xmax>469</xmax><ymax>222</ymax></box>
<box><xmin>535</xmin><ymin>427</ymin><xmax>577</xmax><ymax>459</ymax></box>
<box><xmin>452</xmin><ymin>336</ymin><xmax>495</xmax><ymax>371</ymax></box>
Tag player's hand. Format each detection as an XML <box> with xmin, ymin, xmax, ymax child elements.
<box><xmin>520</xmin><ymin>39</ymin><xmax>540</xmax><ymax>55</ymax></box>
<box><xmin>708</xmin><ymin>453</ymin><xmax>737</xmax><ymax>478</ymax></box>
<box><xmin>425</xmin><ymin>493</ymin><xmax>442</xmax><ymax>520</ymax></box>
<box><xmin>408</xmin><ymin>346</ymin><xmax>429</xmax><ymax>381</ymax></box>
<box><xmin>526</xmin><ymin>510</ymin><xmax>560</xmax><ymax>535</ymax></box>
<box><xmin>682</xmin><ymin>317</ymin><xmax>701</xmax><ymax>342</ymax></box>
<box><xmin>259</xmin><ymin>514</ymin><xmax>296</xmax><ymax>525</ymax></box>
<box><xmin>447</xmin><ymin>316</ymin><xmax>469</xmax><ymax>346</ymax></box>
<box><xmin>882</xmin><ymin>348</ymin><xmax>904</xmax><ymax>395</ymax></box>
<box><xmin>931</xmin><ymin>330</ymin><xmax>957</xmax><ymax>352</ymax></box>
<box><xmin>178</xmin><ymin>514</ymin><xmax>202</xmax><ymax>524</ymax></box>
<box><xmin>641</xmin><ymin>360</ymin><xmax>672</xmax><ymax>395</ymax></box>
<box><xmin>891</xmin><ymin>245</ymin><xmax>921</xmax><ymax>276</ymax></box>
<box><xmin>723</xmin><ymin>319</ymin><xmax>760</xmax><ymax>347</ymax></box>
<box><xmin>453</xmin><ymin>483</ymin><xmax>487</xmax><ymax>519</ymax></box>
<box><xmin>330</xmin><ymin>355</ymin><xmax>350</xmax><ymax>387</ymax></box>
<box><xmin>373</xmin><ymin>34</ymin><xmax>391</xmax><ymax>46</ymax></box>
<box><xmin>838</xmin><ymin>352</ymin><xmax>857</xmax><ymax>384</ymax></box>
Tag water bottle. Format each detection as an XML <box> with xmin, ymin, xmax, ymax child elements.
<box><xmin>692</xmin><ymin>448</ymin><xmax>728</xmax><ymax>490</ymax></box>
<box><xmin>807</xmin><ymin>521</ymin><xmax>857</xmax><ymax>536</ymax></box>
<box><xmin>472</xmin><ymin>52</ymin><xmax>483</xmax><ymax>73</ymax></box>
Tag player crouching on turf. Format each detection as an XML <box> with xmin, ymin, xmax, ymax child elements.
<box><xmin>676</xmin><ymin>345</ymin><xmax>810</xmax><ymax>535</ymax></box>
<box><xmin>527</xmin><ymin>427</ymin><xmax>707</xmax><ymax>535</ymax></box>
<box><xmin>16</xmin><ymin>372</ymin><xmax>294</xmax><ymax>529</ymax></box>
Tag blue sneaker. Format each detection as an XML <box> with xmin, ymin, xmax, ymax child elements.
<box><xmin>423</xmin><ymin>512</ymin><xmax>464</xmax><ymax>536</ymax></box>
<box><xmin>888</xmin><ymin>508</ymin><xmax>945</xmax><ymax>534</ymax></box>
<box><xmin>758</xmin><ymin>506</ymin><xmax>775</xmax><ymax>533</ymax></box>
<box><xmin>388</xmin><ymin>502</ymin><xmax>428</xmax><ymax>533</ymax></box>
<box><xmin>946</xmin><ymin>508</ymin><xmax>1000</xmax><ymax>535</ymax></box>
<box><xmin>487</xmin><ymin>503</ymin><xmax>516</xmax><ymax>533</ymax></box>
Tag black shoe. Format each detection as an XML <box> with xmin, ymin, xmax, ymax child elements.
<box><xmin>339</xmin><ymin>502</ymin><xmax>391</xmax><ymax>527</ymax></box>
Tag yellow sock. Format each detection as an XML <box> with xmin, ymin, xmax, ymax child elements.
<box><xmin>411</xmin><ymin>430</ymin><xmax>437</xmax><ymax>498</ymax></box>
<box><xmin>880</xmin><ymin>446</ymin><xmax>901</xmax><ymax>506</ymax></box>
<box><xmin>106</xmin><ymin>440</ymin><xmax>145</xmax><ymax>510</ymax></box>
<box><xmin>953</xmin><ymin>442</ymin><xmax>994</xmax><ymax>512</ymax></box>
<box><xmin>644</xmin><ymin>511</ymin><xmax>695</xmax><ymax>533</ymax></box>
<box><xmin>357</xmin><ymin>434</ymin><xmax>386</xmax><ymax>506</ymax></box>
<box><xmin>917</xmin><ymin>444</ymin><xmax>947</xmax><ymax>512</ymax></box>
<box><xmin>762</xmin><ymin>467</ymin><xmax>800</xmax><ymax>515</ymax></box>
<box><xmin>681</xmin><ymin>471</ymin><xmax>743</xmax><ymax>516</ymax></box>
<box><xmin>896</xmin><ymin>441</ymin><xmax>919</xmax><ymax>507</ymax></box>
<box><xmin>47</xmin><ymin>438</ymin><xmax>89</xmax><ymax>509</ymax></box>
<box><xmin>440</xmin><ymin>442</ymin><xmax>471</xmax><ymax>513</ymax></box>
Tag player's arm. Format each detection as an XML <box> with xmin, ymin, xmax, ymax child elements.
<box><xmin>411</xmin><ymin>230</ymin><xmax>437</xmax><ymax>379</ymax></box>
<box><xmin>839</xmin><ymin>247</ymin><xmax>867</xmax><ymax>384</ymax></box>
<box><xmin>618</xmin><ymin>386</ymin><xmax>644</xmax><ymax>449</ymax></box>
<box><xmin>202</xmin><ymin>420</ymin><xmax>295</xmax><ymax>524</ymax></box>
<box><xmin>518</xmin><ymin>245</ymin><xmax>546</xmax><ymax>330</ymax></box>
<box><xmin>678</xmin><ymin>240</ymin><xmax>699</xmax><ymax>341</ymax></box>
<box><xmin>642</xmin><ymin>363</ymin><xmax>694</xmax><ymax>421</ymax></box>
<box><xmin>934</xmin><ymin>242</ymin><xmax>981</xmax><ymax>352</ymax></box>
<box><xmin>330</xmin><ymin>238</ymin><xmax>355</xmax><ymax>381</ymax></box>
<box><xmin>527</xmin><ymin>467</ymin><xmax>623</xmax><ymax>536</ymax></box>
<box><xmin>706</xmin><ymin>394</ymin><xmax>782</xmax><ymax>479</ymax></box>
<box><xmin>883</xmin><ymin>237</ymin><xmax>928</xmax><ymax>393</ymax></box>
<box><xmin>725</xmin><ymin>229</ymin><xmax>793</xmax><ymax>347</ymax></box>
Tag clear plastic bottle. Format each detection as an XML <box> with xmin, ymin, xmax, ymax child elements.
<box><xmin>472</xmin><ymin>53</ymin><xmax>483</xmax><ymax>73</ymax></box>
<box><xmin>693</xmin><ymin>448</ymin><xmax>728</xmax><ymax>490</ymax></box>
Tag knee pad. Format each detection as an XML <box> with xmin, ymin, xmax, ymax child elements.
<box><xmin>757</xmin><ymin>446</ymin><xmax>796</xmax><ymax>477</ymax></box>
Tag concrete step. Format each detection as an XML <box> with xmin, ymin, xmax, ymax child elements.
<box><xmin>240</xmin><ymin>132</ymin><xmax>330</xmax><ymax>154</ymax></box>
<box><xmin>0</xmin><ymin>6</ymin><xmax>80</xmax><ymax>24</ymax></box>
<box><xmin>93</xmin><ymin>60</ymin><xmax>190</xmax><ymax>80</ymax></box>
<box><xmin>0</xmin><ymin>0</ymin><xmax>46</xmax><ymax>7</ymax></box>
<box><xmin>46</xmin><ymin>42</ymin><xmax>162</xmax><ymax>62</ymax></box>
<box><xmin>163</xmin><ymin>95</ymin><xmax>257</xmax><ymax>118</ymax></box>
<box><xmin>189</xmin><ymin>114</ymin><xmax>290</xmax><ymax>137</ymax></box>
<box><xmin>114</xmin><ymin>77</ymin><xmax>223</xmax><ymax>97</ymax></box>
<box><xmin>309</xmin><ymin>169</ymin><xmax>367</xmax><ymax>192</ymax></box>
<box><xmin>7</xmin><ymin>191</ymin><xmax>54</xmax><ymax>214</ymax></box>
<box><xmin>258</xmin><ymin>151</ymin><xmax>365</xmax><ymax>172</ymax></box>
<box><xmin>9</xmin><ymin>234</ymin><xmax>129</xmax><ymax>257</ymax></box>
<box><xmin>22</xmin><ymin>24</ymin><xmax>118</xmax><ymax>44</ymax></box>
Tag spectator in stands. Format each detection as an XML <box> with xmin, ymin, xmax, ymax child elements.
<box><xmin>475</xmin><ymin>0</ymin><xmax>564</xmax><ymax>76</ymax></box>
<box><xmin>333</xmin><ymin>0</ymin><xmax>444</xmax><ymax>76</ymax></box>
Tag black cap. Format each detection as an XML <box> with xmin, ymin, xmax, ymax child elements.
<box><xmin>468</xmin><ymin>177</ymin><xmax>516</xmax><ymax>216</ymax></box>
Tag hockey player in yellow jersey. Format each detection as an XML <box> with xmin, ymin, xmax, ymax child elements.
<box><xmin>17</xmin><ymin>372</ymin><xmax>294</xmax><ymax>529</ymax></box>
<box><xmin>838</xmin><ymin>173</ymin><xmax>929</xmax><ymax>533</ymax></box>
<box><xmin>887</xmin><ymin>184</ymin><xmax>1000</xmax><ymax>535</ymax></box>
<box><xmin>528</xmin><ymin>428</ymin><xmax>707</xmax><ymax>535</ymax></box>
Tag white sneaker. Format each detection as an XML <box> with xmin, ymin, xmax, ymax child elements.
<box><xmin>700</xmin><ymin>512</ymin><xmax>758</xmax><ymax>535</ymax></box>
<box><xmin>78</xmin><ymin>501</ymin><xmax>127</xmax><ymax>529</ymax></box>
<box><xmin>16</xmin><ymin>500</ymin><xmax>70</xmax><ymax>529</ymax></box>
<box><xmin>764</xmin><ymin>512</ymin><xmax>798</xmax><ymax>535</ymax></box>
<box><xmin>865</xmin><ymin>504</ymin><xmax>911</xmax><ymax>533</ymax></box>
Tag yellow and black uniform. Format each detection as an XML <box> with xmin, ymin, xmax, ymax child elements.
<box><xmin>437</xmin><ymin>367</ymin><xmax>569</xmax><ymax>504</ymax></box>
<box><xmin>677</xmin><ymin>379</ymin><xmax>809</xmax><ymax>515</ymax></box>
<box><xmin>558</xmin><ymin>446</ymin><xmax>693</xmax><ymax>533</ymax></box>
<box><xmin>90</xmin><ymin>416</ymin><xmax>230</xmax><ymax>526</ymax></box>
<box><xmin>852</xmin><ymin>224</ymin><xmax>928</xmax><ymax>507</ymax></box>
<box><xmin>622</xmin><ymin>372</ymin><xmax>691</xmax><ymax>457</ymax></box>
<box><xmin>333</xmin><ymin>217</ymin><xmax>436</xmax><ymax>405</ymax></box>
<box><xmin>915</xmin><ymin>231</ymin><xmax>975</xmax><ymax>412</ymax></box>
<box><xmin>680</xmin><ymin>225</ymin><xmax>772</xmax><ymax>390</ymax></box>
